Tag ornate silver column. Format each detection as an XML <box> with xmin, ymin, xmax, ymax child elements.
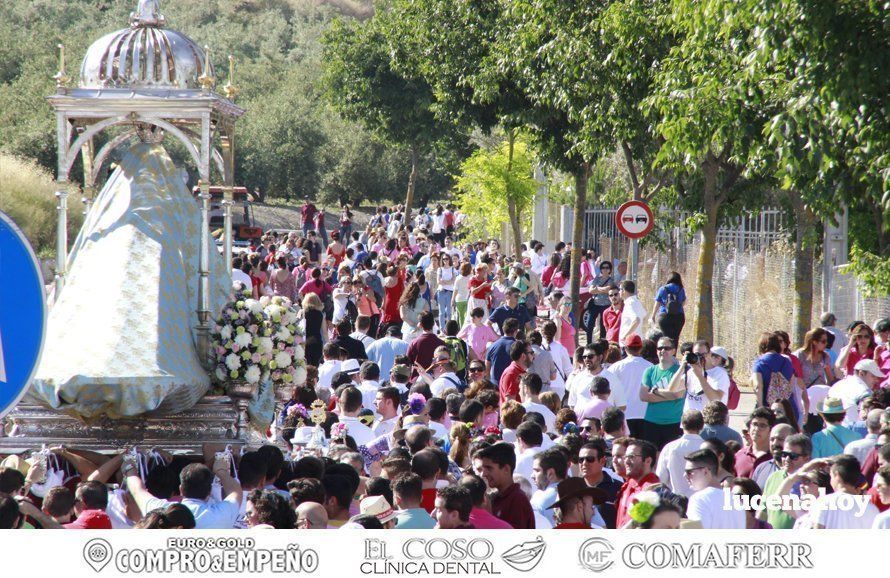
<box><xmin>196</xmin><ymin>179</ymin><xmax>212</xmax><ymax>369</ymax></box>
<box><xmin>54</xmin><ymin>185</ymin><xmax>70</xmax><ymax>296</ymax></box>
<box><xmin>222</xmin><ymin>195</ymin><xmax>233</xmax><ymax>277</ymax></box>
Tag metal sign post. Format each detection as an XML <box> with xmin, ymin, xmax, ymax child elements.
<box><xmin>615</xmin><ymin>200</ymin><xmax>654</xmax><ymax>281</ymax></box>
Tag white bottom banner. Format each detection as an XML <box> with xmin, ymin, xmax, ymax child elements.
<box><xmin>0</xmin><ymin>530</ymin><xmax>883</xmax><ymax>576</ymax></box>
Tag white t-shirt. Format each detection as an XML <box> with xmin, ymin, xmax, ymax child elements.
<box><xmin>686</xmin><ymin>486</ymin><xmax>745</xmax><ymax>529</ymax></box>
<box><xmin>569</xmin><ymin>368</ymin><xmax>625</xmax><ymax>413</ymax></box>
<box><xmin>522</xmin><ymin>401</ymin><xmax>557</xmax><ymax>434</ymax></box>
<box><xmin>873</xmin><ymin>509</ymin><xmax>890</xmax><ymax>529</ymax></box>
<box><xmin>655</xmin><ymin>433</ymin><xmax>705</xmax><ymax>498</ymax></box>
<box><xmin>429</xmin><ymin>420</ymin><xmax>449</xmax><ymax>440</ymax></box>
<box><xmin>143</xmin><ymin>496</ymin><xmax>240</xmax><ymax>530</ymax></box>
<box><xmin>619</xmin><ymin>295</ymin><xmax>647</xmax><ymax>342</ymax></box>
<box><xmin>429</xmin><ymin>372</ymin><xmax>463</xmax><ymax>397</ymax></box>
<box><xmin>543</xmin><ymin>340</ymin><xmax>573</xmax><ymax>399</ymax></box>
<box><xmin>812</xmin><ymin>492</ymin><xmax>879</xmax><ymax>529</ymax></box>
<box><xmin>828</xmin><ymin>375</ymin><xmax>872</xmax><ymax>425</ymax></box>
<box><xmin>317</xmin><ymin>360</ymin><xmax>342</xmax><ymax>392</ymax></box>
<box><xmin>337</xmin><ymin>415</ymin><xmax>375</xmax><ymax>447</ymax></box>
<box><xmin>514</xmin><ymin>446</ymin><xmax>544</xmax><ymax>482</ymax></box>
<box><xmin>357</xmin><ymin>380</ymin><xmax>381</xmax><ymax>415</ymax></box>
<box><xmin>372</xmin><ymin>416</ymin><xmax>399</xmax><ymax>438</ymax></box>
<box><xmin>683</xmin><ymin>365</ymin><xmax>730</xmax><ymax>414</ymax></box>
<box><xmin>608</xmin><ymin>355</ymin><xmax>653</xmax><ymax>420</ymax></box>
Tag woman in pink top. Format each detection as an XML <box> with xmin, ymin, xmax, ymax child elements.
<box><xmin>836</xmin><ymin>322</ymin><xmax>876</xmax><ymax>376</ymax></box>
<box><xmin>556</xmin><ymin>298</ymin><xmax>576</xmax><ymax>353</ymax></box>
<box><xmin>458</xmin><ymin>307</ymin><xmax>499</xmax><ymax>361</ymax></box>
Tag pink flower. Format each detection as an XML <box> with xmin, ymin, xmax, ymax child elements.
<box><xmin>232</xmin><ymin>344</ymin><xmax>240</xmax><ymax>353</ymax></box>
<box><xmin>251</xmin><ymin>353</ymin><xmax>261</xmax><ymax>363</ymax></box>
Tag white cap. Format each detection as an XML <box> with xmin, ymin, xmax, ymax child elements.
<box><xmin>341</xmin><ymin>359</ymin><xmax>361</xmax><ymax>375</ymax></box>
<box><xmin>710</xmin><ymin>346</ymin><xmax>730</xmax><ymax>362</ymax></box>
<box><xmin>854</xmin><ymin>359</ymin><xmax>886</xmax><ymax>379</ymax></box>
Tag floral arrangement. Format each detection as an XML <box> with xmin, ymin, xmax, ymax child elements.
<box><xmin>331</xmin><ymin>422</ymin><xmax>349</xmax><ymax>441</ymax></box>
<box><xmin>628</xmin><ymin>491</ymin><xmax>661</xmax><ymax>524</ymax></box>
<box><xmin>210</xmin><ymin>289</ymin><xmax>306</xmax><ymax>387</ymax></box>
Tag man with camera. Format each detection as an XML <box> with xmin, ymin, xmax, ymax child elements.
<box><xmin>668</xmin><ymin>340</ymin><xmax>731</xmax><ymax>414</ymax></box>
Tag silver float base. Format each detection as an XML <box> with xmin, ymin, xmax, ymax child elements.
<box><xmin>0</xmin><ymin>396</ymin><xmax>248</xmax><ymax>455</ymax></box>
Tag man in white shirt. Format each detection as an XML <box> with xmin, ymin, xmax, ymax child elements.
<box><xmin>231</xmin><ymin>257</ymin><xmax>253</xmax><ymax>292</ymax></box>
<box><xmin>513</xmin><ymin>422</ymin><xmax>545</xmax><ymax>482</ymax></box>
<box><xmin>317</xmin><ymin>343</ymin><xmax>343</xmax><ymax>395</ymax></box>
<box><xmin>684</xmin><ymin>449</ymin><xmax>745</xmax><ymax>529</ymax></box>
<box><xmin>813</xmin><ymin>455</ymin><xmax>879</xmax><ymax>529</ymax></box>
<box><xmin>656</xmin><ymin>411</ymin><xmax>705</xmax><ymax>498</ymax></box>
<box><xmin>126</xmin><ymin>459</ymin><xmax>241</xmax><ymax>530</ymax></box>
<box><xmin>618</xmin><ymin>280</ymin><xmax>647</xmax><ymax>343</ymax></box>
<box><xmin>336</xmin><ymin>386</ymin><xmax>375</xmax><ymax>446</ymax></box>
<box><xmin>679</xmin><ymin>343</ymin><xmax>731</xmax><ymax>413</ymax></box>
<box><xmin>830</xmin><ymin>360</ymin><xmax>883</xmax><ymax>425</ymax></box>
<box><xmin>541</xmin><ymin>321</ymin><xmax>573</xmax><ymax>400</ymax></box>
<box><xmin>845</xmin><ymin>408</ymin><xmax>884</xmax><ymax>464</ymax></box>
<box><xmin>350</xmin><ymin>316</ymin><xmax>376</xmax><ymax>350</ymax></box>
<box><xmin>427</xmin><ymin>360</ymin><xmax>463</xmax><ymax>398</ymax></box>
<box><xmin>608</xmin><ymin>334</ymin><xmax>653</xmax><ymax>436</ymax></box>
<box><xmin>357</xmin><ymin>361</ymin><xmax>383</xmax><ymax>413</ymax></box>
<box><xmin>520</xmin><ymin>373</ymin><xmax>557</xmax><ymax>433</ymax></box>
<box><xmin>568</xmin><ymin>342</ymin><xmax>625</xmax><ymax>413</ymax></box>
<box><xmin>530</xmin><ymin>448</ymin><xmax>568</xmax><ymax>527</ymax></box>
<box><xmin>372</xmin><ymin>386</ymin><xmax>401</xmax><ymax>437</ymax></box>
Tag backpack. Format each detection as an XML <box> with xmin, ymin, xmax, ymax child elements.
<box><xmin>664</xmin><ymin>286</ymin><xmax>683</xmax><ymax>315</ymax></box>
<box><xmin>726</xmin><ymin>376</ymin><xmax>741</xmax><ymax>410</ymax></box>
<box><xmin>444</xmin><ymin>336</ymin><xmax>468</xmax><ymax>375</ymax></box>
<box><xmin>766</xmin><ymin>370</ymin><xmax>793</xmax><ymax>406</ymax></box>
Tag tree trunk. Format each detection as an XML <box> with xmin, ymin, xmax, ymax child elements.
<box><xmin>693</xmin><ymin>159</ymin><xmax>720</xmax><ymax>344</ymax></box>
<box><xmin>571</xmin><ymin>163</ymin><xmax>590</xmax><ymax>346</ymax></box>
<box><xmin>790</xmin><ymin>190</ymin><xmax>815</xmax><ymax>346</ymax></box>
<box><xmin>505</xmin><ymin>131</ymin><xmax>523</xmax><ymax>258</ymax></box>
<box><xmin>404</xmin><ymin>144</ymin><xmax>419</xmax><ymax>225</ymax></box>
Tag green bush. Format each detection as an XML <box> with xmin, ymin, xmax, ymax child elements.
<box><xmin>0</xmin><ymin>153</ymin><xmax>83</xmax><ymax>258</ymax></box>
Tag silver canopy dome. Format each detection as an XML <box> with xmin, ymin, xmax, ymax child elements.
<box><xmin>79</xmin><ymin>0</ymin><xmax>213</xmax><ymax>90</ymax></box>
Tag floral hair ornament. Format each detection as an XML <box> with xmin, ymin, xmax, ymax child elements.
<box><xmin>483</xmin><ymin>425</ymin><xmax>502</xmax><ymax>437</ymax></box>
<box><xmin>286</xmin><ymin>404</ymin><xmax>309</xmax><ymax>420</ymax></box>
<box><xmin>407</xmin><ymin>393</ymin><xmax>427</xmax><ymax>415</ymax></box>
<box><xmin>628</xmin><ymin>490</ymin><xmax>661</xmax><ymax>524</ymax></box>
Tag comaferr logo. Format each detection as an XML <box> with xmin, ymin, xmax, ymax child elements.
<box><xmin>621</xmin><ymin>543</ymin><xmax>813</xmax><ymax>569</ymax></box>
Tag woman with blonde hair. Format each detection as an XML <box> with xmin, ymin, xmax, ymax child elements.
<box><xmin>301</xmin><ymin>292</ymin><xmax>326</xmax><ymax>366</ymax></box>
<box><xmin>449</xmin><ymin>422</ymin><xmax>473</xmax><ymax>469</ymax></box>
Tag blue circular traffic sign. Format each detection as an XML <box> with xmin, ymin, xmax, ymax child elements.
<box><xmin>0</xmin><ymin>211</ymin><xmax>47</xmax><ymax>419</ymax></box>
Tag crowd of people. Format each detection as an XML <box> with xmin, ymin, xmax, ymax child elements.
<box><xmin>2</xmin><ymin>201</ymin><xmax>889</xmax><ymax>531</ymax></box>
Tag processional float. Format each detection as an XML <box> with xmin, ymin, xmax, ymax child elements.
<box><xmin>0</xmin><ymin>0</ymin><xmax>256</xmax><ymax>453</ymax></box>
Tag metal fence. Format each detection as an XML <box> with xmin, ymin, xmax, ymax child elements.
<box><xmin>584</xmin><ymin>206</ymin><xmax>790</xmax><ymax>257</ymax></box>
<box><xmin>582</xmin><ymin>205</ymin><xmax>889</xmax><ymax>383</ymax></box>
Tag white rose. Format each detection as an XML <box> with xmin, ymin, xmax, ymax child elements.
<box><xmin>215</xmin><ymin>367</ymin><xmax>227</xmax><ymax>381</ymax></box>
<box><xmin>259</xmin><ymin>296</ymin><xmax>271</xmax><ymax>307</ymax></box>
<box><xmin>275</xmin><ymin>351</ymin><xmax>292</xmax><ymax>369</ymax></box>
<box><xmin>293</xmin><ymin>345</ymin><xmax>305</xmax><ymax>360</ymax></box>
<box><xmin>258</xmin><ymin>337</ymin><xmax>274</xmax><ymax>354</ymax></box>
<box><xmin>245</xmin><ymin>299</ymin><xmax>264</xmax><ymax>315</ymax></box>
<box><xmin>225</xmin><ymin>353</ymin><xmax>242</xmax><ymax>371</ymax></box>
<box><xmin>234</xmin><ymin>332</ymin><xmax>252</xmax><ymax>348</ymax></box>
<box><xmin>276</xmin><ymin>327</ymin><xmax>291</xmax><ymax>342</ymax></box>
<box><xmin>282</xmin><ymin>311</ymin><xmax>298</xmax><ymax>325</ymax></box>
<box><xmin>245</xmin><ymin>365</ymin><xmax>261</xmax><ymax>384</ymax></box>
<box><xmin>220</xmin><ymin>325</ymin><xmax>233</xmax><ymax>341</ymax></box>
<box><xmin>293</xmin><ymin>365</ymin><xmax>307</xmax><ymax>386</ymax></box>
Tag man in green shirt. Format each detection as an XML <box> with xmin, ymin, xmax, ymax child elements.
<box><xmin>760</xmin><ymin>433</ymin><xmax>812</xmax><ymax>529</ymax></box>
<box><xmin>640</xmin><ymin>337</ymin><xmax>683</xmax><ymax>450</ymax></box>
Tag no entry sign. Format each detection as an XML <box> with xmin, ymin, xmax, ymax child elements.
<box><xmin>615</xmin><ymin>200</ymin><xmax>654</xmax><ymax>239</ymax></box>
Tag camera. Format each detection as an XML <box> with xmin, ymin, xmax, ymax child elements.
<box><xmin>684</xmin><ymin>352</ymin><xmax>700</xmax><ymax>365</ymax></box>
